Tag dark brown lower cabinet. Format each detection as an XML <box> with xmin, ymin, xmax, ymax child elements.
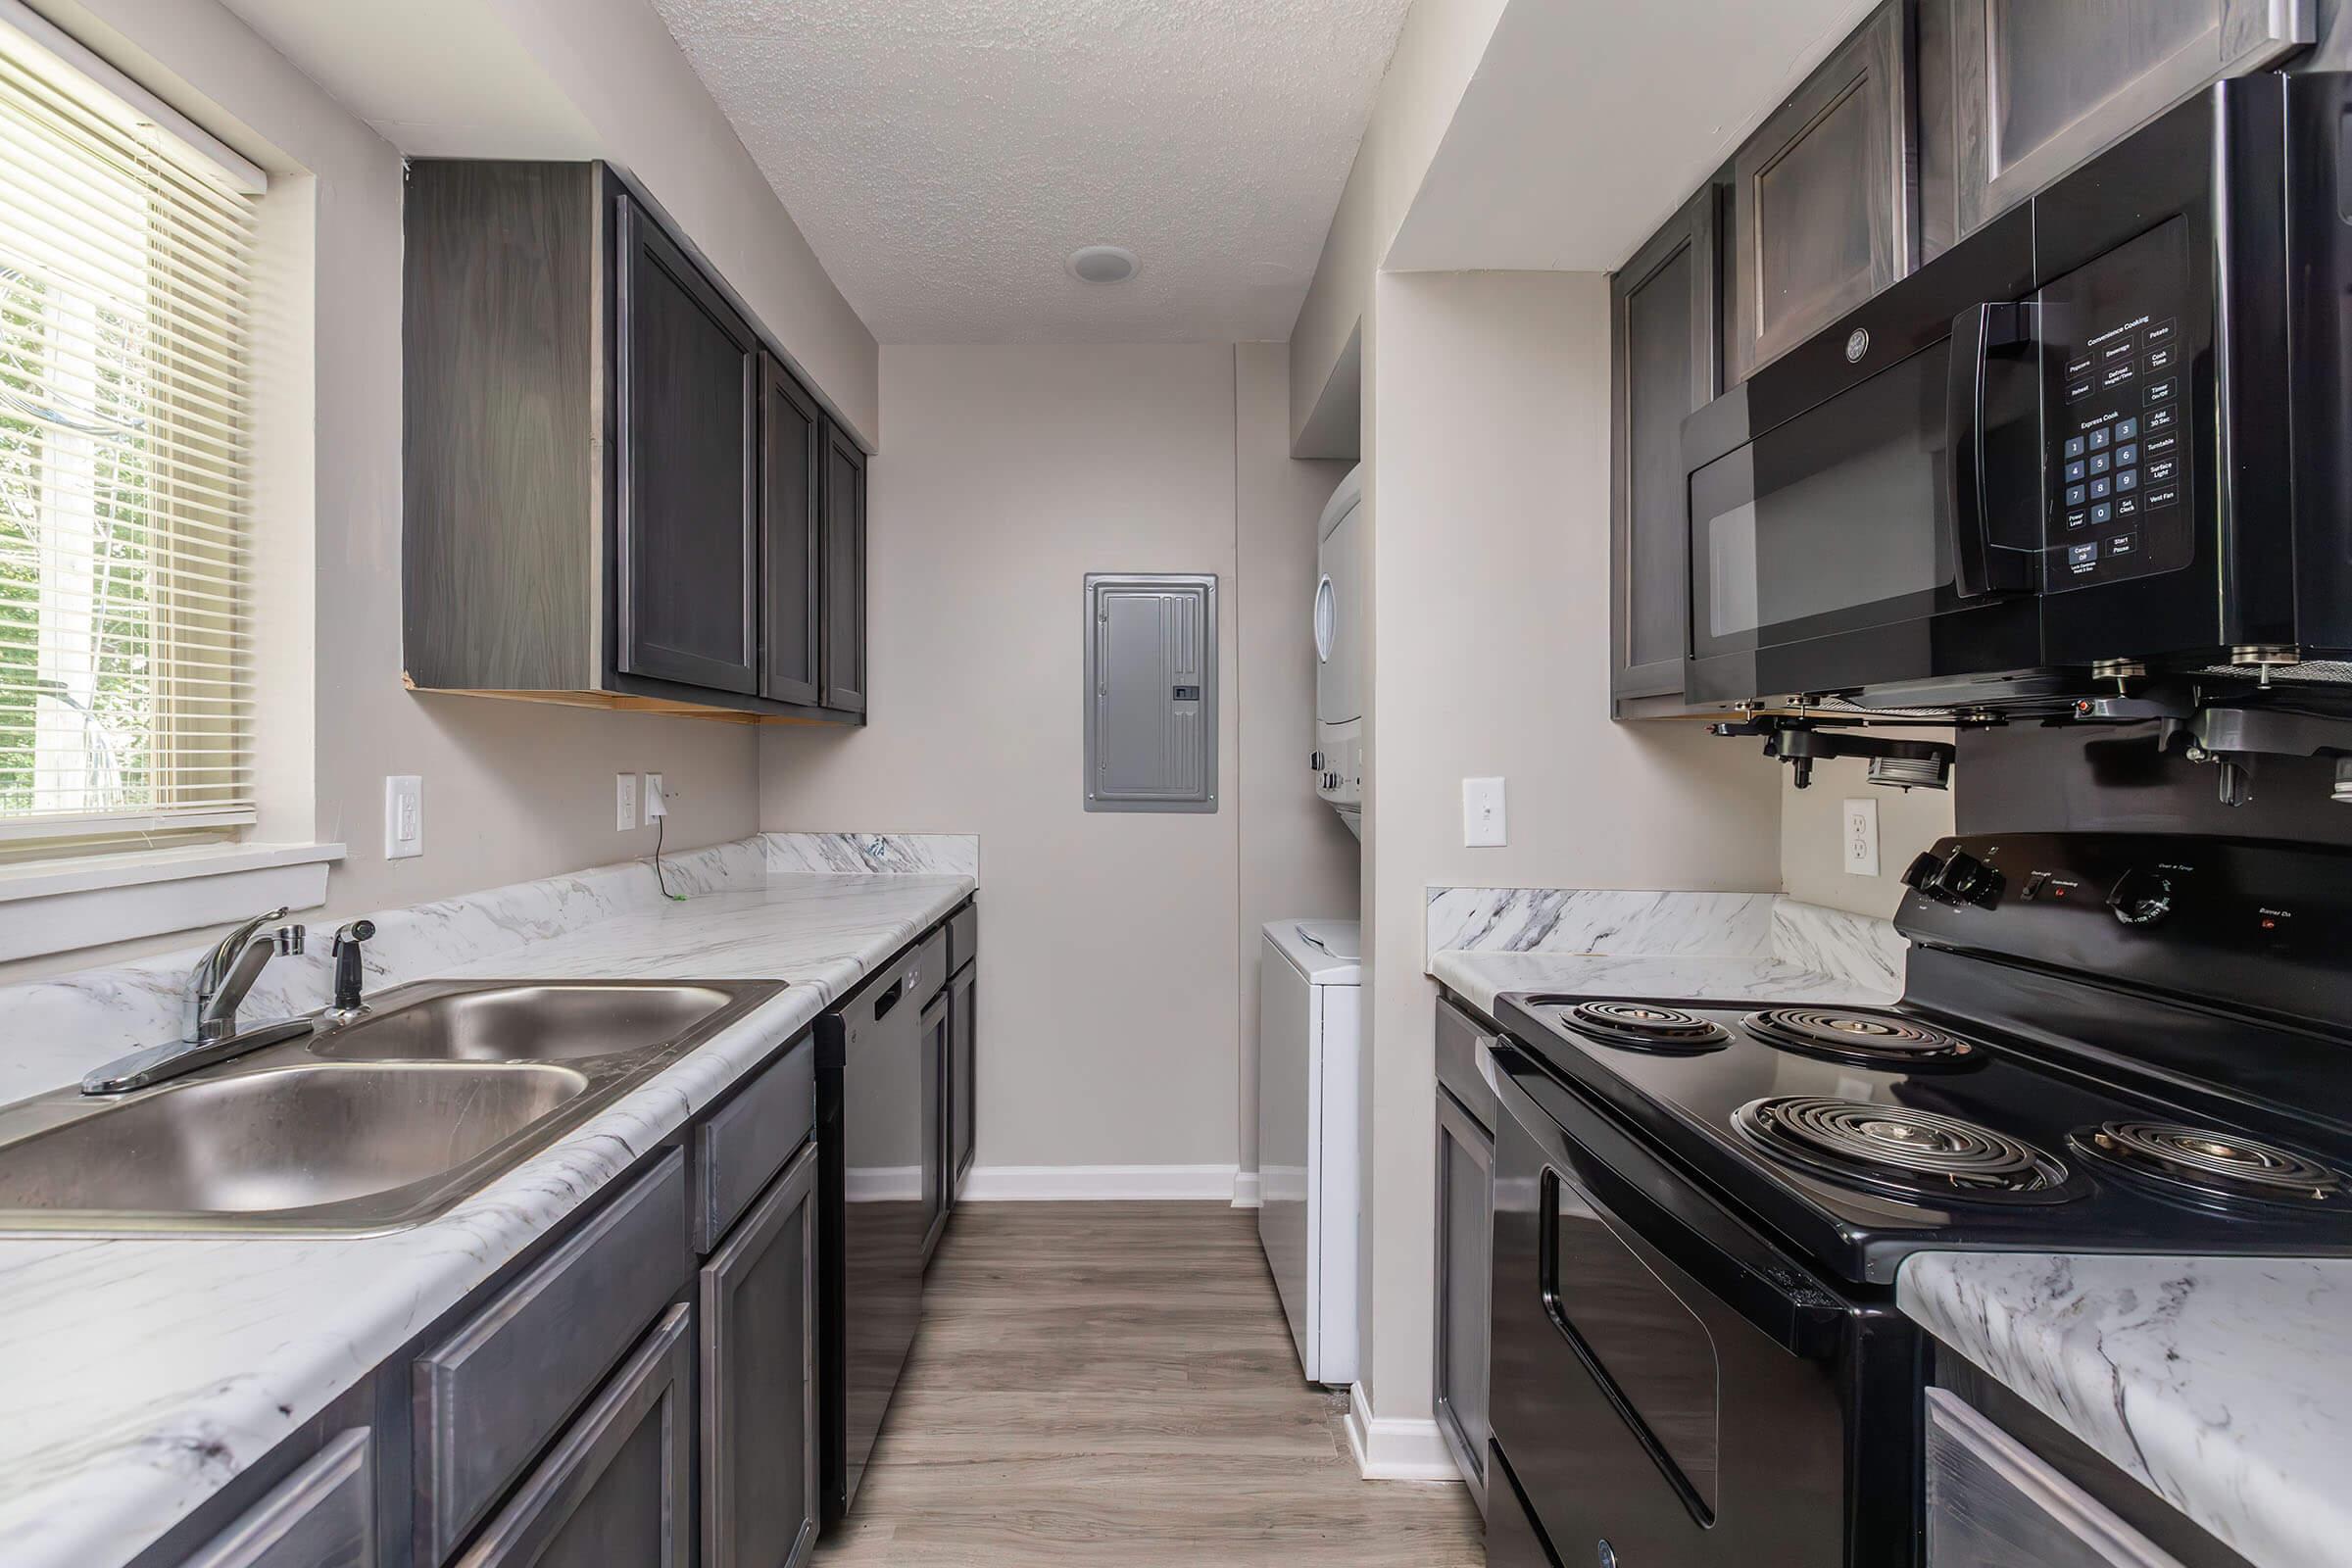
<box><xmin>454</xmin><ymin>1302</ymin><xmax>694</xmax><ymax>1568</ymax></box>
<box><xmin>1434</xmin><ymin>1088</ymin><xmax>1494</xmax><ymax>1518</ymax></box>
<box><xmin>700</xmin><ymin>1144</ymin><xmax>820</xmax><ymax>1568</ymax></box>
<box><xmin>949</xmin><ymin>964</ymin><xmax>976</xmax><ymax>1196</ymax></box>
<box><xmin>919</xmin><ymin>990</ymin><xmax>951</xmax><ymax>1262</ymax></box>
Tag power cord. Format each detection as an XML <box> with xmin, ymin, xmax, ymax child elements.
<box><xmin>652</xmin><ymin>812</ymin><xmax>686</xmax><ymax>902</ymax></box>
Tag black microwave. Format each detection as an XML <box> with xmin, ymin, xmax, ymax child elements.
<box><xmin>1679</xmin><ymin>71</ymin><xmax>2352</xmax><ymax>710</ymax></box>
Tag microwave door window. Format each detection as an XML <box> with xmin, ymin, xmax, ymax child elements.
<box><xmin>1691</xmin><ymin>341</ymin><xmax>1955</xmax><ymax>656</ymax></box>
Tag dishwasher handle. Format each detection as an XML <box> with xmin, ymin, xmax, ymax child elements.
<box><xmin>870</xmin><ymin>978</ymin><xmax>906</xmax><ymax>1021</ymax></box>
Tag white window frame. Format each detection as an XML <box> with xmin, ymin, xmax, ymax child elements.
<box><xmin>0</xmin><ymin>3</ymin><xmax>337</xmax><ymax>962</ymax></box>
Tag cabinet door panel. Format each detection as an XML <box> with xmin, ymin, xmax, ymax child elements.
<box><xmin>818</xmin><ymin>422</ymin><xmax>867</xmax><ymax>713</ymax></box>
<box><xmin>617</xmin><ymin>197</ymin><xmax>759</xmax><ymax>694</ymax></box>
<box><xmin>1926</xmin><ymin>1389</ymin><xmax>2184</xmax><ymax>1567</ymax></box>
<box><xmin>761</xmin><ymin>361</ymin><xmax>822</xmax><ymax>707</ymax></box>
<box><xmin>455</xmin><ymin>1303</ymin><xmax>693</xmax><ymax>1568</ymax></box>
<box><xmin>416</xmin><ymin>1152</ymin><xmax>688</xmax><ymax>1566</ymax></box>
<box><xmin>1434</xmin><ymin>1091</ymin><xmax>1494</xmax><ymax>1517</ymax></box>
<box><xmin>918</xmin><ymin>991</ymin><xmax>949</xmax><ymax>1261</ymax></box>
<box><xmin>702</xmin><ymin>1146</ymin><xmax>819</xmax><ymax>1568</ymax></box>
<box><xmin>1610</xmin><ymin>189</ymin><xmax>1718</xmax><ymax>705</ymax></box>
<box><xmin>1952</xmin><ymin>0</ymin><xmax>2304</xmax><ymax>238</ymax></box>
<box><xmin>1728</xmin><ymin>2</ymin><xmax>1913</xmax><ymax>381</ymax></box>
<box><xmin>950</xmin><ymin>965</ymin><xmax>976</xmax><ymax>1193</ymax></box>
<box><xmin>181</xmin><ymin>1429</ymin><xmax>372</xmax><ymax>1568</ymax></box>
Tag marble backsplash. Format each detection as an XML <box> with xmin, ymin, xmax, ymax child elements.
<box><xmin>762</xmin><ymin>832</ymin><xmax>978</xmax><ymax>876</ymax></box>
<box><xmin>0</xmin><ymin>832</ymin><xmax>967</xmax><ymax>1105</ymax></box>
<box><xmin>1426</xmin><ymin>885</ymin><xmax>1904</xmax><ymax>997</ymax></box>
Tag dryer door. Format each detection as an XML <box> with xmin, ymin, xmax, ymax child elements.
<box><xmin>1315</xmin><ymin>495</ymin><xmax>1362</xmax><ymax>728</ymax></box>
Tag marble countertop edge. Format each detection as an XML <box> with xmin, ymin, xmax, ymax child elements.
<box><xmin>1898</xmin><ymin>1250</ymin><xmax>2352</xmax><ymax>1568</ymax></box>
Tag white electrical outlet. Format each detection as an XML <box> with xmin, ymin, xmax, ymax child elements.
<box><xmin>384</xmin><ymin>775</ymin><xmax>423</xmax><ymax>860</ymax></box>
<box><xmin>1463</xmin><ymin>777</ymin><xmax>1506</xmax><ymax>848</ymax></box>
<box><xmin>1842</xmin><ymin>797</ymin><xmax>1881</xmax><ymax>877</ymax></box>
<box><xmin>644</xmin><ymin>772</ymin><xmax>667</xmax><ymax>822</ymax></box>
<box><xmin>615</xmin><ymin>772</ymin><xmax>639</xmax><ymax>832</ymax></box>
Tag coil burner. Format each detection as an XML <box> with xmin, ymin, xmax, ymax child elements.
<box><xmin>1734</xmin><ymin>1097</ymin><xmax>2075</xmax><ymax>1204</ymax></box>
<box><xmin>1554</xmin><ymin>1002</ymin><xmax>1730</xmax><ymax>1054</ymax></box>
<box><xmin>1742</xmin><ymin>1008</ymin><xmax>1980</xmax><ymax>1070</ymax></box>
<box><xmin>2070</xmin><ymin>1121</ymin><xmax>2348</xmax><ymax>1210</ymax></box>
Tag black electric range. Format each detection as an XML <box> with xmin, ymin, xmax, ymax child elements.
<box><xmin>1480</xmin><ymin>831</ymin><xmax>2352</xmax><ymax>1568</ymax></box>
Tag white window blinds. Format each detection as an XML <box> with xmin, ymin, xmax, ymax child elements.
<box><xmin>0</xmin><ymin>11</ymin><xmax>262</xmax><ymax>854</ymax></box>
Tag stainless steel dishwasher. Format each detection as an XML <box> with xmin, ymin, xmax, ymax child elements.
<box><xmin>816</xmin><ymin>949</ymin><xmax>927</xmax><ymax>1525</ymax></box>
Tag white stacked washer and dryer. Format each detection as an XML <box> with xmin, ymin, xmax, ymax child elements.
<box><xmin>1256</xmin><ymin>463</ymin><xmax>1367</xmax><ymax>1388</ymax></box>
<box><xmin>1311</xmin><ymin>465</ymin><xmax>1363</xmax><ymax>837</ymax></box>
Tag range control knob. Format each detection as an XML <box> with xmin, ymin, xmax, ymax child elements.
<box><xmin>1901</xmin><ymin>852</ymin><xmax>1947</xmax><ymax>896</ymax></box>
<box><xmin>1931</xmin><ymin>850</ymin><xmax>2004</xmax><ymax>908</ymax></box>
<box><xmin>2107</xmin><ymin>866</ymin><xmax>2175</xmax><ymax>927</ymax></box>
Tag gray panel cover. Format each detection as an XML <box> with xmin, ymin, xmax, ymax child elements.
<box><xmin>1083</xmin><ymin>573</ymin><xmax>1217</xmax><ymax>812</ymax></box>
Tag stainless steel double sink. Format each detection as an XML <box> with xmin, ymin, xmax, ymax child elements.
<box><xmin>0</xmin><ymin>979</ymin><xmax>781</xmax><ymax>1237</ymax></box>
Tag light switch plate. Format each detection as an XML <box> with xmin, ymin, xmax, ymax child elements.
<box><xmin>615</xmin><ymin>773</ymin><xmax>639</xmax><ymax>832</ymax></box>
<box><xmin>1463</xmin><ymin>776</ymin><xmax>1506</xmax><ymax>848</ymax></box>
<box><xmin>384</xmin><ymin>775</ymin><xmax>423</xmax><ymax>860</ymax></box>
<box><xmin>1842</xmin><ymin>797</ymin><xmax>1881</xmax><ymax>877</ymax></box>
<box><xmin>644</xmin><ymin>772</ymin><xmax>667</xmax><ymax>822</ymax></box>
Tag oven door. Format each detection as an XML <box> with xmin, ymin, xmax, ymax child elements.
<box><xmin>1490</xmin><ymin>1048</ymin><xmax>1918</xmax><ymax>1567</ymax></box>
<box><xmin>1682</xmin><ymin>205</ymin><xmax>2044</xmax><ymax>706</ymax></box>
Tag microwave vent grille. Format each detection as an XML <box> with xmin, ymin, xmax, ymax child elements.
<box><xmin>2196</xmin><ymin>662</ymin><xmax>2352</xmax><ymax>687</ymax></box>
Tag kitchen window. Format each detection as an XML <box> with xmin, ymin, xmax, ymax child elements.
<box><xmin>0</xmin><ymin>7</ymin><xmax>264</xmax><ymax>860</ymax></box>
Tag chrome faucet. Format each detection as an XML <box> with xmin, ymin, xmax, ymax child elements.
<box><xmin>188</xmin><ymin>907</ymin><xmax>307</xmax><ymax>1044</ymax></box>
<box><xmin>81</xmin><ymin>909</ymin><xmax>312</xmax><ymax>1095</ymax></box>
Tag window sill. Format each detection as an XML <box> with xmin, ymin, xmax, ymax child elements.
<box><xmin>0</xmin><ymin>842</ymin><xmax>346</xmax><ymax>964</ymax></box>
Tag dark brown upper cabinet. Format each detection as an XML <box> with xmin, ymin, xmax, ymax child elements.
<box><xmin>402</xmin><ymin>160</ymin><xmax>867</xmax><ymax>726</ymax></box>
<box><xmin>1609</xmin><ymin>189</ymin><xmax>1721</xmax><ymax>711</ymax></box>
<box><xmin>1946</xmin><ymin>0</ymin><xmax>2305</xmax><ymax>241</ymax></box>
<box><xmin>761</xmin><ymin>358</ymin><xmax>823</xmax><ymax>708</ymax></box>
<box><xmin>819</xmin><ymin>421</ymin><xmax>867</xmax><ymax>714</ymax></box>
<box><xmin>1725</xmin><ymin>2</ymin><xmax>1915</xmax><ymax>382</ymax></box>
<box><xmin>616</xmin><ymin>199</ymin><xmax>760</xmax><ymax>695</ymax></box>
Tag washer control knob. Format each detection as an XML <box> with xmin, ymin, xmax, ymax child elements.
<box><xmin>2107</xmin><ymin>866</ymin><xmax>2175</xmax><ymax>926</ymax></box>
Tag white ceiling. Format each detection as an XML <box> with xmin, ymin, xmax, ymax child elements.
<box><xmin>1388</xmin><ymin>0</ymin><xmax>1882</xmax><ymax>272</ymax></box>
<box><xmin>648</xmin><ymin>0</ymin><xmax>1414</xmax><ymax>344</ymax></box>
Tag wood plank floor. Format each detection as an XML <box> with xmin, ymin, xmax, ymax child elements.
<box><xmin>814</xmin><ymin>1201</ymin><xmax>1486</xmax><ymax>1566</ymax></box>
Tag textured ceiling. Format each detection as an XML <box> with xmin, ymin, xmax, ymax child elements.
<box><xmin>649</xmin><ymin>0</ymin><xmax>1414</xmax><ymax>343</ymax></box>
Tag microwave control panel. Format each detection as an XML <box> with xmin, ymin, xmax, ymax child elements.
<box><xmin>2041</xmin><ymin>219</ymin><xmax>2193</xmax><ymax>592</ymax></box>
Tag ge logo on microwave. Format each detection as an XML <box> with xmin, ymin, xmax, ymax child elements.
<box><xmin>1845</xmin><ymin>327</ymin><xmax>1870</xmax><ymax>363</ymax></box>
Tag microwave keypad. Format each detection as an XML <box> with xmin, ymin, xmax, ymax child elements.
<box><xmin>2048</xmin><ymin>314</ymin><xmax>2187</xmax><ymax>590</ymax></box>
<box><xmin>2041</xmin><ymin>217</ymin><xmax>2193</xmax><ymax>592</ymax></box>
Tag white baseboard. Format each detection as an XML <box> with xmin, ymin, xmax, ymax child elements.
<box><xmin>960</xmin><ymin>1163</ymin><xmax>1243</xmax><ymax>1201</ymax></box>
<box><xmin>1230</xmin><ymin>1169</ymin><xmax>1261</xmax><ymax>1208</ymax></box>
<box><xmin>1344</xmin><ymin>1382</ymin><xmax>1465</xmax><ymax>1483</ymax></box>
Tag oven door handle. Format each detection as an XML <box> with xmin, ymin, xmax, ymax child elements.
<box><xmin>1495</xmin><ymin>1047</ymin><xmax>1850</xmax><ymax>1358</ymax></box>
<box><xmin>1945</xmin><ymin>302</ymin><xmax>2037</xmax><ymax>600</ymax></box>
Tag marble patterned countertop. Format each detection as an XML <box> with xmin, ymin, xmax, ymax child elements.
<box><xmin>0</xmin><ymin>832</ymin><xmax>974</xmax><ymax>1568</ymax></box>
<box><xmin>1424</xmin><ymin>885</ymin><xmax>1906</xmax><ymax>1016</ymax></box>
<box><xmin>1901</xmin><ymin>1252</ymin><xmax>2352</xmax><ymax>1568</ymax></box>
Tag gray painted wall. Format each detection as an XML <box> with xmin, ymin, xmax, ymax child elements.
<box><xmin>760</xmin><ymin>342</ymin><xmax>1357</xmax><ymax>1178</ymax></box>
